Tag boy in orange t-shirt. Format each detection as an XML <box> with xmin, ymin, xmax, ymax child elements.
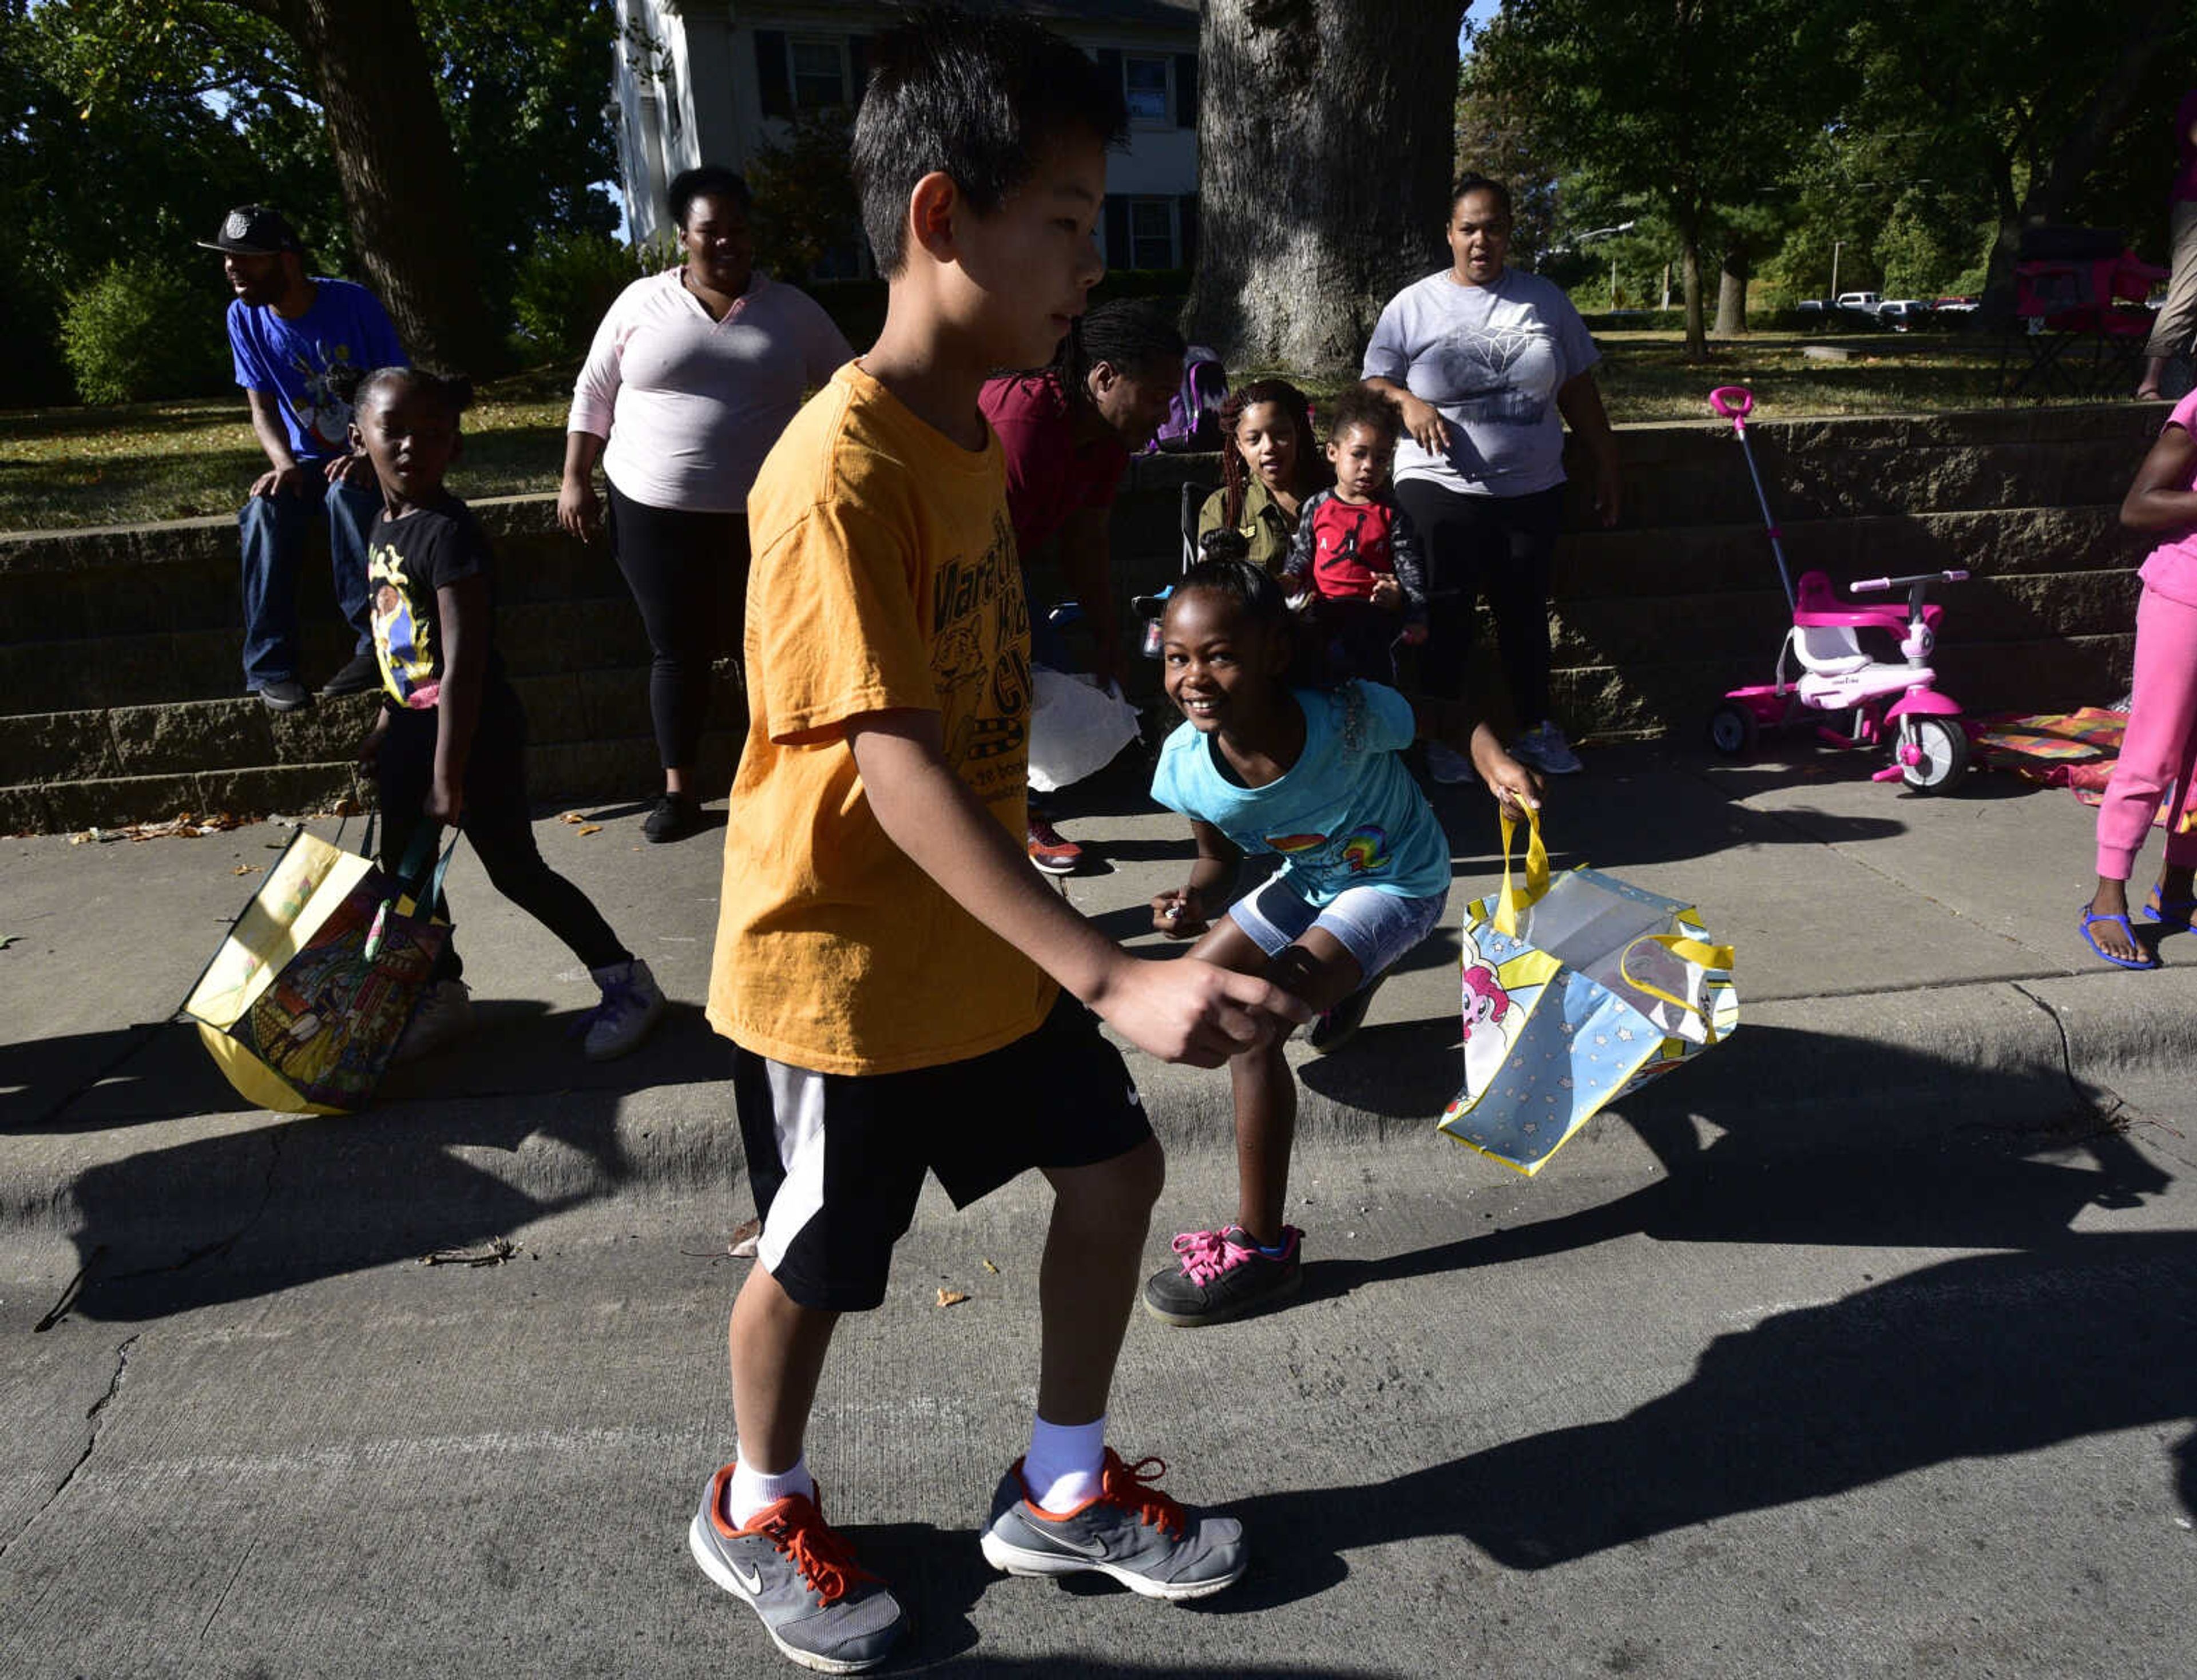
<box><xmin>689</xmin><ymin>11</ymin><xmax>1305</xmax><ymax>1673</ymax></box>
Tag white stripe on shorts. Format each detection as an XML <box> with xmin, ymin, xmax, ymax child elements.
<box><xmin>757</xmin><ymin>1059</ymin><xmax>829</xmax><ymax>1277</ymax></box>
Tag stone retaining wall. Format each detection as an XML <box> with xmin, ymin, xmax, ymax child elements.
<box><xmin>0</xmin><ymin>400</ymin><xmax>2164</xmax><ymax>831</ymax></box>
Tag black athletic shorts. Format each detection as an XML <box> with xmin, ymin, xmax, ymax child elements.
<box><xmin>731</xmin><ymin>992</ymin><xmax>1153</xmax><ymax>1310</ymax></box>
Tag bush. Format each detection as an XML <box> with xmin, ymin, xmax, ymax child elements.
<box><xmin>511</xmin><ymin>231</ymin><xmax>641</xmax><ymax>362</ymax></box>
<box><xmin>59</xmin><ymin>260</ymin><xmax>229</xmax><ymax>406</ymax></box>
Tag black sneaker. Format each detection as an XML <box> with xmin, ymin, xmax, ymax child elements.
<box><xmin>1141</xmin><ymin>1225</ymin><xmax>1302</xmax><ymax>1327</ymax></box>
<box><xmin>320</xmin><ymin>650</ymin><xmax>382</xmax><ymax>696</ymax></box>
<box><xmin>643</xmin><ymin>793</ymin><xmax>701</xmax><ymax>843</ymax></box>
<box><xmin>1306</xmin><ymin>975</ymin><xmax>1386</xmax><ymax>1054</ymax></box>
<box><xmin>257</xmin><ymin>677</ymin><xmax>310</xmax><ymax>712</ymax></box>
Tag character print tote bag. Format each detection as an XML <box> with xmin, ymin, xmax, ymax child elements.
<box><xmin>180</xmin><ymin>812</ymin><xmax>457</xmax><ymax>1115</ymax></box>
<box><xmin>1438</xmin><ymin>806</ymin><xmax>1738</xmax><ymax>1175</ymax></box>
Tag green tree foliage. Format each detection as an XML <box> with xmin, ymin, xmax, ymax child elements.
<box><xmin>1469</xmin><ymin>1</ymin><xmax>2195</xmax><ymax>335</ymax></box>
<box><xmin>60</xmin><ymin>261</ymin><xmax>232</xmax><ymax>404</ymax></box>
<box><xmin>0</xmin><ymin>1</ymin><xmax>335</xmax><ymax>403</ymax></box>
<box><xmin>510</xmin><ymin>231</ymin><xmax>637</xmax><ymax>363</ymax></box>
<box><xmin>9</xmin><ymin>0</ymin><xmax>615</xmax><ymax>399</ymax></box>
<box><xmin>418</xmin><ymin>0</ymin><xmax>619</xmax><ymax>334</ymax></box>
<box><xmin>747</xmin><ymin>108</ymin><xmax>863</xmax><ymax>283</ymax></box>
<box><xmin>1477</xmin><ymin>0</ymin><xmax>1848</xmax><ymax>359</ymax></box>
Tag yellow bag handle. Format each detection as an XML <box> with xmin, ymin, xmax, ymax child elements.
<box><xmin>1617</xmin><ymin>933</ymin><xmax>1737</xmax><ymax>1046</ymax></box>
<box><xmin>1493</xmin><ymin>805</ymin><xmax>1551</xmax><ymax>938</ymax></box>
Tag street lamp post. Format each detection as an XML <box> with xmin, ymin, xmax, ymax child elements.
<box><xmin>1831</xmin><ymin>240</ymin><xmax>1845</xmax><ymax>301</ymax></box>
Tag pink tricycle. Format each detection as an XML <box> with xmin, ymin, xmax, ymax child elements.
<box><xmin>1703</xmin><ymin>387</ymin><xmax>1971</xmax><ymax>793</ymax></box>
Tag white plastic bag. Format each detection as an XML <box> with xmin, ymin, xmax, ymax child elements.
<box><xmin>1026</xmin><ymin>669</ymin><xmax>1141</xmax><ymax>792</ymax></box>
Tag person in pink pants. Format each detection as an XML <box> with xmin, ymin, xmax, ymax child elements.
<box><xmin>2082</xmin><ymin>390</ymin><xmax>2197</xmax><ymax>968</ymax></box>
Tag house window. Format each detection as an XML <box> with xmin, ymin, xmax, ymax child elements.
<box><xmin>790</xmin><ymin>37</ymin><xmax>849</xmax><ymax>109</ymax></box>
<box><xmin>1123</xmin><ymin>55</ymin><xmax>1170</xmax><ymax>123</ymax></box>
<box><xmin>1128</xmin><ymin>198</ymin><xmax>1175</xmax><ymax>270</ymax></box>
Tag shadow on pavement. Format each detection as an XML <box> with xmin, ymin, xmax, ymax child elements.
<box><xmin>1224</xmin><ymin>1027</ymin><xmax>2195</xmax><ymax>1601</ymax></box>
<box><xmin>1213</xmin><ymin>1233</ymin><xmax>2197</xmax><ymax>1599</ymax></box>
<box><xmin>37</xmin><ymin>1006</ymin><xmax>732</xmax><ymax>1326</ymax></box>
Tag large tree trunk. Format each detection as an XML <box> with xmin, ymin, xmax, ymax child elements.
<box><xmin>1713</xmin><ymin>244</ymin><xmax>1748</xmax><ymax>337</ymax></box>
<box><xmin>1982</xmin><ymin>12</ymin><xmax>2180</xmax><ymax>300</ymax></box>
<box><xmin>266</xmin><ymin>0</ymin><xmax>499</xmax><ymax>370</ymax></box>
<box><xmin>1680</xmin><ymin>239</ymin><xmax>1706</xmax><ymax>360</ymax></box>
<box><xmin>1187</xmin><ymin>0</ymin><xmax>1462</xmax><ymax>373</ymax></box>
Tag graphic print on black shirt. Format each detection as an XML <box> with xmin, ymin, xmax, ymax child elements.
<box><xmin>367</xmin><ymin>497</ymin><xmax>493</xmax><ymax>709</ymax></box>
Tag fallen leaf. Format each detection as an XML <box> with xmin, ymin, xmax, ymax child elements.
<box><xmin>419</xmin><ymin>1237</ymin><xmax>517</xmax><ymax>1267</ymax></box>
<box><xmin>0</xmin><ymin>935</ymin><xmax>16</xmax><ymax>950</ymax></box>
<box><xmin>576</xmin><ymin>824</ymin><xmax>603</xmax><ymax>836</ymax></box>
<box><xmin>935</xmin><ymin>1288</ymin><xmax>969</xmax><ymax>1308</ymax></box>
<box><xmin>727</xmin><ymin>1217</ymin><xmax>762</xmax><ymax>1259</ymax></box>
<box><xmin>232</xmin><ymin>863</ymin><xmax>262</xmax><ymax>876</ymax></box>
<box><xmin>558</xmin><ymin>811</ymin><xmax>585</xmax><ymax>824</ymax></box>
<box><xmin>981</xmin><ymin>1258</ymin><xmax>1000</xmax><ymax>1274</ymax></box>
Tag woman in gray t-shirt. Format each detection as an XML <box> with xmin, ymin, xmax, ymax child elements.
<box><xmin>1363</xmin><ymin>173</ymin><xmax>1621</xmax><ymax>779</ymax></box>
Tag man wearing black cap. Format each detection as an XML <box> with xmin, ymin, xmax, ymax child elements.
<box><xmin>200</xmin><ymin>204</ymin><xmax>407</xmax><ymax>710</ymax></box>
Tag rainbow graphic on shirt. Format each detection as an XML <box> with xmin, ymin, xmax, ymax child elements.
<box><xmin>1264</xmin><ymin>831</ymin><xmax>1329</xmax><ymax>854</ymax></box>
<box><xmin>1338</xmin><ymin>825</ymin><xmax>1390</xmax><ymax>874</ymax></box>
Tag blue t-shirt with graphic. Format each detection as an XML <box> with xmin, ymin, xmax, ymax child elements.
<box><xmin>1150</xmin><ymin>681</ymin><xmax>1452</xmax><ymax>905</ymax></box>
<box><xmin>228</xmin><ymin>277</ymin><xmax>407</xmax><ymax>464</ymax></box>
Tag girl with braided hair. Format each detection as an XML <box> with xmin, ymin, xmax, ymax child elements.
<box><xmin>1194</xmin><ymin>379</ymin><xmax>1326</xmax><ymax>576</ymax></box>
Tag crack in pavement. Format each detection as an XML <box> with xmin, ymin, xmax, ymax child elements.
<box><xmin>0</xmin><ymin>1332</ymin><xmax>140</xmax><ymax>1566</ymax></box>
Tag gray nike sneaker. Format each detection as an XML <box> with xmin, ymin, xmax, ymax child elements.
<box><xmin>687</xmin><ymin>1466</ymin><xmax>907</xmax><ymax>1674</ymax></box>
<box><xmin>978</xmin><ymin>1449</ymin><xmax>1248</xmax><ymax>1600</ymax></box>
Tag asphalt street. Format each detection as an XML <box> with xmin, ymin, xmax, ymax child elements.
<box><xmin>6</xmin><ymin>737</ymin><xmax>2197</xmax><ymax>1676</ymax></box>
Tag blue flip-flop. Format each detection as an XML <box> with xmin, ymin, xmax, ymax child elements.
<box><xmin>2139</xmin><ymin>885</ymin><xmax>2196</xmax><ymax>931</ymax></box>
<box><xmin>2080</xmin><ymin>905</ymin><xmax>2159</xmax><ymax>970</ymax></box>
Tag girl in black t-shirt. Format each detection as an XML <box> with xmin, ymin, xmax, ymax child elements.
<box><xmin>344</xmin><ymin>365</ymin><xmax>665</xmax><ymax>1063</ymax></box>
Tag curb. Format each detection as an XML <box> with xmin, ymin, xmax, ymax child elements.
<box><xmin>7</xmin><ymin>969</ymin><xmax>2192</xmax><ymax>1288</ymax></box>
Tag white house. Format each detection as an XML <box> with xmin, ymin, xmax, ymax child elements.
<box><xmin>608</xmin><ymin>0</ymin><xmax>1201</xmax><ymax>273</ymax></box>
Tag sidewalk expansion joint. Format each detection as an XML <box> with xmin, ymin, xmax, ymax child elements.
<box><xmin>0</xmin><ymin>1331</ymin><xmax>140</xmax><ymax>1565</ymax></box>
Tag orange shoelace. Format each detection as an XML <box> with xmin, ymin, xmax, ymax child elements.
<box><xmin>759</xmin><ymin>1500</ymin><xmax>877</xmax><ymax>1606</ymax></box>
<box><xmin>1097</xmin><ymin>1450</ymin><xmax>1186</xmax><ymax>1540</ymax></box>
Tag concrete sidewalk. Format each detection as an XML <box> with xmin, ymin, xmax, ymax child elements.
<box><xmin>5</xmin><ymin>734</ymin><xmax>2196</xmax><ymax>1262</ymax></box>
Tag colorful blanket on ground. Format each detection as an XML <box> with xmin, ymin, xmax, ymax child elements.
<box><xmin>1974</xmin><ymin>708</ymin><xmax>2189</xmax><ymax>832</ymax></box>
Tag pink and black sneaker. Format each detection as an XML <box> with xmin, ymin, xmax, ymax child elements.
<box><xmin>1141</xmin><ymin>1225</ymin><xmax>1303</xmax><ymax>1327</ymax></box>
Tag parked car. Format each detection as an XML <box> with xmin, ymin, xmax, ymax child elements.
<box><xmin>1835</xmin><ymin>291</ymin><xmax>1881</xmax><ymax>315</ymax></box>
<box><xmin>1795</xmin><ymin>298</ymin><xmax>1832</xmax><ymax>313</ymax></box>
<box><xmin>1877</xmin><ymin>299</ymin><xmax>1934</xmax><ymax>331</ymax></box>
<box><xmin>1933</xmin><ymin>296</ymin><xmax>1980</xmax><ymax>312</ymax></box>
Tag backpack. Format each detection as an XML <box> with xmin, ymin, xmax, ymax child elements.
<box><xmin>1149</xmin><ymin>345</ymin><xmax>1228</xmax><ymax>452</ymax></box>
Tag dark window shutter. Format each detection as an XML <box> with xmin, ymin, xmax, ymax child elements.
<box><xmin>848</xmin><ymin>35</ymin><xmax>871</xmax><ymax>105</ymax></box>
<box><xmin>1104</xmin><ymin>198</ymin><xmax>1130</xmax><ymax>269</ymax></box>
<box><xmin>755</xmin><ymin>30</ymin><xmax>791</xmax><ymax>119</ymax></box>
<box><xmin>1097</xmin><ymin>47</ymin><xmax>1123</xmax><ymax>102</ymax></box>
<box><xmin>1179</xmin><ymin>194</ymin><xmax>1199</xmax><ymax>269</ymax></box>
<box><xmin>1175</xmin><ymin>53</ymin><xmax>1198</xmax><ymax>128</ymax></box>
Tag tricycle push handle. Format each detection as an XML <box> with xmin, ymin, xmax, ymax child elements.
<box><xmin>1849</xmin><ymin>570</ymin><xmax>1970</xmax><ymax>593</ymax></box>
<box><xmin>1708</xmin><ymin>386</ymin><xmax>1754</xmax><ymax>421</ymax></box>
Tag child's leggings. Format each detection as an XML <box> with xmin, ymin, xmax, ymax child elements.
<box><xmin>2095</xmin><ymin>582</ymin><xmax>2197</xmax><ymax>881</ymax></box>
<box><xmin>377</xmin><ymin>695</ymin><xmax>632</xmax><ymax>982</ymax></box>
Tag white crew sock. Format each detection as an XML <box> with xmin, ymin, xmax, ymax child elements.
<box><xmin>1024</xmin><ymin>1415</ymin><xmax>1106</xmax><ymax>1513</ymax></box>
<box><xmin>727</xmin><ymin>1453</ymin><xmax>816</xmax><ymax>1527</ymax></box>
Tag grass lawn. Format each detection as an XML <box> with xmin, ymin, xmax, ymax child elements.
<box><xmin>0</xmin><ymin>332</ymin><xmax>2103</xmax><ymax>532</ymax></box>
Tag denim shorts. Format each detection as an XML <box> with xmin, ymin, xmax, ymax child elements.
<box><xmin>1228</xmin><ymin>873</ymin><xmax>1449</xmax><ymax>981</ymax></box>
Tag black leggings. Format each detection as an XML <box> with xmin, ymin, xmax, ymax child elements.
<box><xmin>1394</xmin><ymin>479</ymin><xmax>1565</xmax><ymax>726</ymax></box>
<box><xmin>608</xmin><ymin>483</ymin><xmax>749</xmax><ymax>772</ymax></box>
<box><xmin>376</xmin><ymin>694</ymin><xmax>630</xmax><ymax>982</ymax></box>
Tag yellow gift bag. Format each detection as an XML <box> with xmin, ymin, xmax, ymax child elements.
<box><xmin>180</xmin><ymin>817</ymin><xmax>455</xmax><ymax>1114</ymax></box>
<box><xmin>1438</xmin><ymin>807</ymin><xmax>1738</xmax><ymax>1174</ymax></box>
